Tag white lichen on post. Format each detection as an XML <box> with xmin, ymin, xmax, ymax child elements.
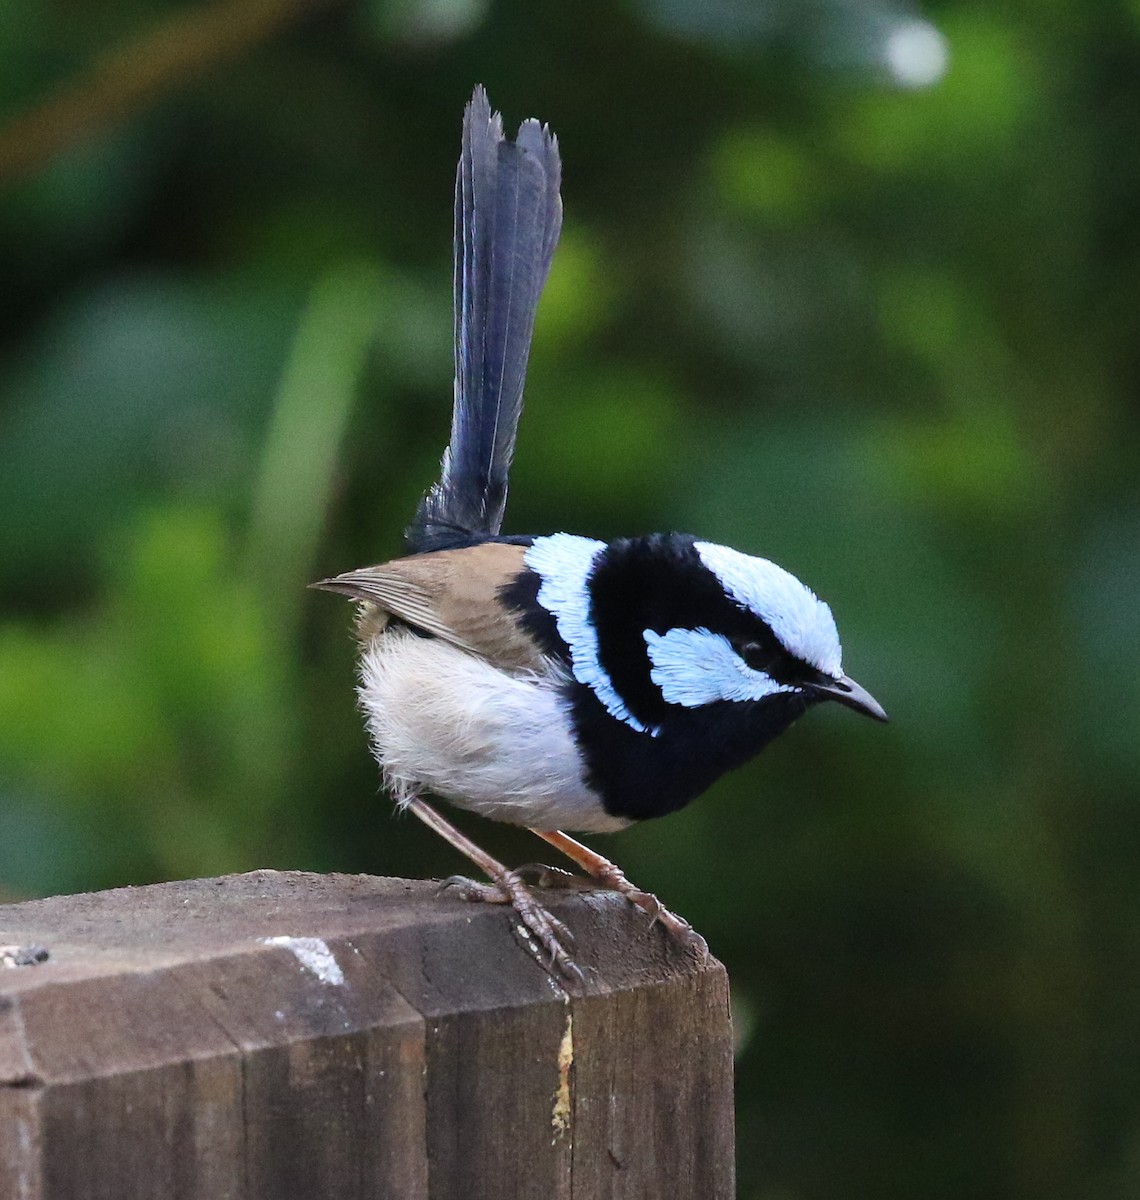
<box><xmin>260</xmin><ymin>936</ymin><xmax>346</xmax><ymax>986</ymax></box>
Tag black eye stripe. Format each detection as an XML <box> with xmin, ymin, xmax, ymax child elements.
<box><xmin>734</xmin><ymin>637</ymin><xmax>814</xmax><ymax>686</ymax></box>
<box><xmin>739</xmin><ymin>641</ymin><xmax>777</xmax><ymax>673</ymax></box>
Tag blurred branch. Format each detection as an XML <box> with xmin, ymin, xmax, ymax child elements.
<box><xmin>0</xmin><ymin>0</ymin><xmax>350</xmax><ymax>189</ymax></box>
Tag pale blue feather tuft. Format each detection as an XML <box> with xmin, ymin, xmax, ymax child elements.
<box><xmin>695</xmin><ymin>541</ymin><xmax>842</xmax><ymax>677</ymax></box>
<box><xmin>644</xmin><ymin>627</ymin><xmax>801</xmax><ymax>708</ymax></box>
<box><xmin>525</xmin><ymin>534</ymin><xmax>656</xmax><ymax>734</ymax></box>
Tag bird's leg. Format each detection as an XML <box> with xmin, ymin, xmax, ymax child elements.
<box><xmin>404</xmin><ymin>796</ymin><xmax>581</xmax><ymax>980</ymax></box>
<box><xmin>528</xmin><ymin>828</ymin><xmax>708</xmax><ymax>960</ymax></box>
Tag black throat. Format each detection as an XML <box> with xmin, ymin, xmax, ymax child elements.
<box><xmin>571</xmin><ymin>685</ymin><xmax>818</xmax><ymax>821</ymax></box>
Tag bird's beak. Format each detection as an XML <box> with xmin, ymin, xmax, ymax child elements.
<box><xmin>812</xmin><ymin>674</ymin><xmax>889</xmax><ymax>723</ymax></box>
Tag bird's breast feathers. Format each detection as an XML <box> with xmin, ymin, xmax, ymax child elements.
<box><xmin>357</xmin><ymin>626</ymin><xmax>629</xmax><ymax>833</ymax></box>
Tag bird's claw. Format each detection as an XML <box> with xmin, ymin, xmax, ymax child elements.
<box><xmin>439</xmin><ymin>870</ymin><xmax>582</xmax><ymax>981</ymax></box>
<box><xmin>607</xmin><ymin>885</ymin><xmax>709</xmax><ymax>964</ymax></box>
<box><xmin>439</xmin><ymin>874</ymin><xmax>504</xmax><ymax>902</ymax></box>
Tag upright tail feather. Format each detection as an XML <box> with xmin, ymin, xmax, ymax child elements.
<box><xmin>407</xmin><ymin>87</ymin><xmax>563</xmax><ymax>553</ymax></box>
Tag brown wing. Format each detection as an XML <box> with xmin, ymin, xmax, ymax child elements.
<box><xmin>312</xmin><ymin>542</ymin><xmax>546</xmax><ymax>673</ymax></box>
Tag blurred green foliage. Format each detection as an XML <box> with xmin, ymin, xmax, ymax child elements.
<box><xmin>2</xmin><ymin>1</ymin><xmax>1139</xmax><ymax>1196</ymax></box>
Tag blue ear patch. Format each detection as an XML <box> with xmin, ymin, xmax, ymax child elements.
<box><xmin>645</xmin><ymin>627</ymin><xmax>801</xmax><ymax>708</ymax></box>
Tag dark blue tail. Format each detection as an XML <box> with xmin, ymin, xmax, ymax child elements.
<box><xmin>407</xmin><ymin>87</ymin><xmax>563</xmax><ymax>553</ymax></box>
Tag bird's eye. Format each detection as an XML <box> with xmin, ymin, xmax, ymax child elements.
<box><xmin>739</xmin><ymin>641</ymin><xmax>776</xmax><ymax>674</ymax></box>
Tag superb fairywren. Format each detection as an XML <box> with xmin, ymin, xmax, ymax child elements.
<box><xmin>314</xmin><ymin>88</ymin><xmax>887</xmax><ymax>978</ymax></box>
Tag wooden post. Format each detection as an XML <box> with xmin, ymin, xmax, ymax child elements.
<box><xmin>0</xmin><ymin>870</ymin><xmax>734</xmax><ymax>1198</ymax></box>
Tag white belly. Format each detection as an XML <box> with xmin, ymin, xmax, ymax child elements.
<box><xmin>357</xmin><ymin>628</ymin><xmax>630</xmax><ymax>833</ymax></box>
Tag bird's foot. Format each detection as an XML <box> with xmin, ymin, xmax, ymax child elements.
<box><xmin>441</xmin><ymin>860</ymin><xmax>579</xmax><ymax>894</ymax></box>
<box><xmin>622</xmin><ymin>887</ymin><xmax>709</xmax><ymax>963</ymax></box>
<box><xmin>512</xmin><ymin>863</ymin><xmax>587</xmax><ymax>889</ymax></box>
<box><xmin>441</xmin><ymin>871</ymin><xmax>582</xmax><ymax>982</ymax></box>
<box><xmin>591</xmin><ymin>865</ymin><xmax>709</xmax><ymax>963</ymax></box>
<box><xmin>527</xmin><ymin>828</ymin><xmax>711</xmax><ymax>965</ymax></box>
<box><xmin>440</xmin><ymin>874</ymin><xmax>506</xmax><ymax>903</ymax></box>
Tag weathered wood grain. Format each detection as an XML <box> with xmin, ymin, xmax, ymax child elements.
<box><xmin>0</xmin><ymin>871</ymin><xmax>734</xmax><ymax>1198</ymax></box>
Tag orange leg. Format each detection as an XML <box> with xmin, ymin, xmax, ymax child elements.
<box><xmin>529</xmin><ymin>828</ymin><xmax>707</xmax><ymax>958</ymax></box>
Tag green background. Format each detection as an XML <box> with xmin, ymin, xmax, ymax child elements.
<box><xmin>2</xmin><ymin>1</ymin><xmax>1139</xmax><ymax>1195</ymax></box>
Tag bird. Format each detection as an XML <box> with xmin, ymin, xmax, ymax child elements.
<box><xmin>313</xmin><ymin>86</ymin><xmax>888</xmax><ymax>979</ymax></box>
